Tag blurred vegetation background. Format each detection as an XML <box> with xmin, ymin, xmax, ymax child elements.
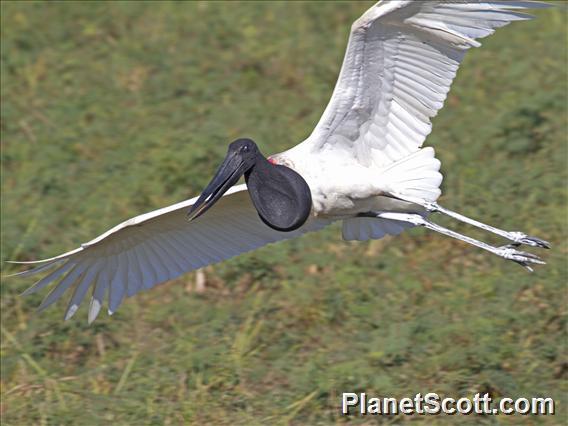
<box><xmin>1</xmin><ymin>1</ymin><xmax>566</xmax><ymax>425</ymax></box>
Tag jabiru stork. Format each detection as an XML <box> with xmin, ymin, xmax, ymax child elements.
<box><xmin>11</xmin><ymin>0</ymin><xmax>551</xmax><ymax>323</ymax></box>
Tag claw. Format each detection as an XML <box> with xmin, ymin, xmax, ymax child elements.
<box><xmin>522</xmin><ymin>264</ymin><xmax>534</xmax><ymax>273</ymax></box>
<box><xmin>497</xmin><ymin>246</ymin><xmax>546</xmax><ymax>272</ymax></box>
<box><xmin>503</xmin><ymin>249</ymin><xmax>541</xmax><ymax>261</ymax></box>
<box><xmin>518</xmin><ymin>236</ymin><xmax>551</xmax><ymax>249</ymax></box>
<box><xmin>510</xmin><ymin>232</ymin><xmax>551</xmax><ymax>249</ymax></box>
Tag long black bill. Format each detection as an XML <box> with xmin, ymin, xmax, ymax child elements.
<box><xmin>187</xmin><ymin>153</ymin><xmax>246</xmax><ymax>222</ymax></box>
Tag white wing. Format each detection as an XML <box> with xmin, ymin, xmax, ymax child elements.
<box><xmin>300</xmin><ymin>0</ymin><xmax>549</xmax><ymax>167</ymax></box>
<box><xmin>11</xmin><ymin>184</ymin><xmax>332</xmax><ymax>323</ymax></box>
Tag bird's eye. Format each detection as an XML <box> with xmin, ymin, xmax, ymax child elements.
<box><xmin>242</xmin><ymin>145</ymin><xmax>249</xmax><ymax>152</ymax></box>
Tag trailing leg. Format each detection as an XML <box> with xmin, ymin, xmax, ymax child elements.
<box><xmin>388</xmin><ymin>193</ymin><xmax>550</xmax><ymax>249</ymax></box>
<box><xmin>373</xmin><ymin>212</ymin><xmax>545</xmax><ymax>272</ymax></box>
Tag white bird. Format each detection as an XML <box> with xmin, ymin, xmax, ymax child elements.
<box><xmin>11</xmin><ymin>0</ymin><xmax>551</xmax><ymax>323</ymax></box>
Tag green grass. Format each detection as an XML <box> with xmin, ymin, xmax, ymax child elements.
<box><xmin>1</xmin><ymin>1</ymin><xmax>566</xmax><ymax>425</ymax></box>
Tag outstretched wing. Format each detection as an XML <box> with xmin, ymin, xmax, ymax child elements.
<box><xmin>10</xmin><ymin>184</ymin><xmax>331</xmax><ymax>323</ymax></box>
<box><xmin>301</xmin><ymin>0</ymin><xmax>549</xmax><ymax>167</ymax></box>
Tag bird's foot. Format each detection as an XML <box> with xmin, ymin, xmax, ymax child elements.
<box><xmin>496</xmin><ymin>245</ymin><xmax>546</xmax><ymax>272</ymax></box>
<box><xmin>508</xmin><ymin>232</ymin><xmax>551</xmax><ymax>249</ymax></box>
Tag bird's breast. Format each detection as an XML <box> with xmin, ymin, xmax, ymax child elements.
<box><xmin>291</xmin><ymin>165</ymin><xmax>381</xmax><ymax>218</ymax></box>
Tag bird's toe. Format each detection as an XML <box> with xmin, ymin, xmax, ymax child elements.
<box><xmin>510</xmin><ymin>232</ymin><xmax>551</xmax><ymax>249</ymax></box>
<box><xmin>497</xmin><ymin>246</ymin><xmax>546</xmax><ymax>272</ymax></box>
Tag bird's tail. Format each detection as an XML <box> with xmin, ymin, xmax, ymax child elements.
<box><xmin>379</xmin><ymin>147</ymin><xmax>443</xmax><ymax>202</ymax></box>
<box><xmin>342</xmin><ymin>147</ymin><xmax>442</xmax><ymax>241</ymax></box>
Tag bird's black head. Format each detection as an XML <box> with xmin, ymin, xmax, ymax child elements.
<box><xmin>188</xmin><ymin>138</ymin><xmax>312</xmax><ymax>232</ymax></box>
<box><xmin>227</xmin><ymin>138</ymin><xmax>259</xmax><ymax>169</ymax></box>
